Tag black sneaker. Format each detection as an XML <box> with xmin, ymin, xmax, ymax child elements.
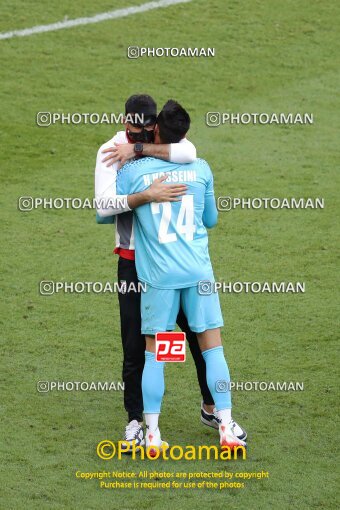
<box><xmin>200</xmin><ymin>402</ymin><xmax>247</xmax><ymax>441</ymax></box>
<box><xmin>120</xmin><ymin>420</ymin><xmax>145</xmax><ymax>454</ymax></box>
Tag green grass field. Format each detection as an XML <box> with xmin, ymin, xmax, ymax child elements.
<box><xmin>1</xmin><ymin>0</ymin><xmax>339</xmax><ymax>508</ymax></box>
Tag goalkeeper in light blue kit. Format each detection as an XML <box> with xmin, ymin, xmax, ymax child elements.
<box><xmin>117</xmin><ymin>100</ymin><xmax>246</xmax><ymax>454</ymax></box>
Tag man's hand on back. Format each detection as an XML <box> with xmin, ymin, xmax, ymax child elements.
<box><xmin>102</xmin><ymin>143</ymin><xmax>135</xmax><ymax>167</ymax></box>
<box><xmin>147</xmin><ymin>175</ymin><xmax>187</xmax><ymax>202</ymax></box>
<box><xmin>127</xmin><ymin>175</ymin><xmax>187</xmax><ymax>209</ymax></box>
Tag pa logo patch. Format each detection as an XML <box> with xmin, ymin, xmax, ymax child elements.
<box><xmin>155</xmin><ymin>332</ymin><xmax>186</xmax><ymax>362</ymax></box>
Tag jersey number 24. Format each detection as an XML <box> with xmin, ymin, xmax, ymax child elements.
<box><xmin>151</xmin><ymin>195</ymin><xmax>196</xmax><ymax>244</ymax></box>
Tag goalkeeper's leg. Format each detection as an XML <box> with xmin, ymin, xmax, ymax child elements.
<box><xmin>197</xmin><ymin>328</ymin><xmax>246</xmax><ymax>449</ymax></box>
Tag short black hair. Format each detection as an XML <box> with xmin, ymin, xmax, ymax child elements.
<box><xmin>125</xmin><ymin>94</ymin><xmax>157</xmax><ymax>126</ymax></box>
<box><xmin>157</xmin><ymin>100</ymin><xmax>190</xmax><ymax>143</ymax></box>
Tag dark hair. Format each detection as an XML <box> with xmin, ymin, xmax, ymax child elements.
<box><xmin>125</xmin><ymin>94</ymin><xmax>157</xmax><ymax>126</ymax></box>
<box><xmin>157</xmin><ymin>100</ymin><xmax>190</xmax><ymax>143</ymax></box>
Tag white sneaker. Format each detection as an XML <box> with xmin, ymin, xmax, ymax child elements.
<box><xmin>219</xmin><ymin>421</ymin><xmax>247</xmax><ymax>450</ymax></box>
<box><xmin>200</xmin><ymin>402</ymin><xmax>247</xmax><ymax>441</ymax></box>
<box><xmin>121</xmin><ymin>420</ymin><xmax>145</xmax><ymax>454</ymax></box>
<box><xmin>145</xmin><ymin>427</ymin><xmax>169</xmax><ymax>458</ymax></box>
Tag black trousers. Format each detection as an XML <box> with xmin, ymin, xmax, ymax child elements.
<box><xmin>117</xmin><ymin>257</ymin><xmax>214</xmax><ymax>422</ymax></box>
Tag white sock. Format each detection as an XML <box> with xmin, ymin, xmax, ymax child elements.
<box><xmin>144</xmin><ymin>413</ymin><xmax>159</xmax><ymax>433</ymax></box>
<box><xmin>217</xmin><ymin>408</ymin><xmax>232</xmax><ymax>426</ymax></box>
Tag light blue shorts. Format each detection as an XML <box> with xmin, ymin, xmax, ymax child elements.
<box><xmin>141</xmin><ymin>284</ymin><xmax>224</xmax><ymax>335</ymax></box>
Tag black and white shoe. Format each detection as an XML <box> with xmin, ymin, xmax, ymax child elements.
<box><xmin>200</xmin><ymin>402</ymin><xmax>247</xmax><ymax>442</ymax></box>
<box><xmin>121</xmin><ymin>420</ymin><xmax>145</xmax><ymax>454</ymax></box>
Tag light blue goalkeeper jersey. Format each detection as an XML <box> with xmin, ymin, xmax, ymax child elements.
<box><xmin>116</xmin><ymin>157</ymin><xmax>218</xmax><ymax>289</ymax></box>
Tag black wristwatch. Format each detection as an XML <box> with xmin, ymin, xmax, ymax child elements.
<box><xmin>134</xmin><ymin>142</ymin><xmax>144</xmax><ymax>155</ymax></box>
